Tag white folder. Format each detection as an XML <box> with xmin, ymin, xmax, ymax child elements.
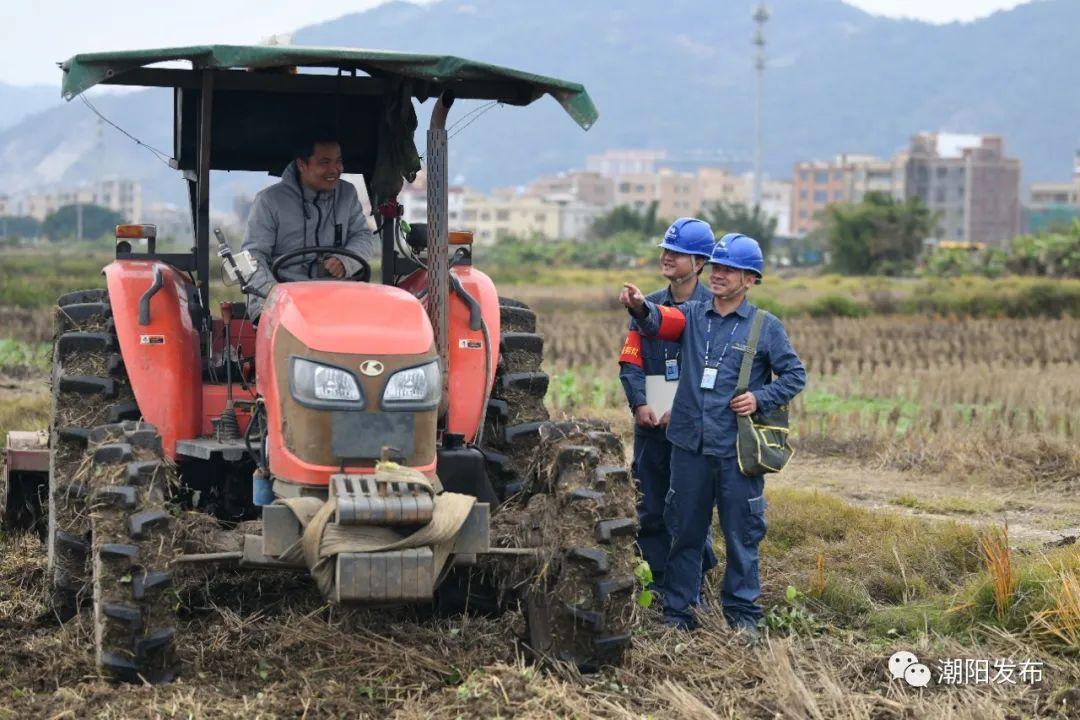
<box><xmin>645</xmin><ymin>375</ymin><xmax>679</xmax><ymax>417</ymax></box>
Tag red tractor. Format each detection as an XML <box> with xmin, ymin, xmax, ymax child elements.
<box><xmin>1</xmin><ymin>46</ymin><xmax>638</xmax><ymax>682</ymax></box>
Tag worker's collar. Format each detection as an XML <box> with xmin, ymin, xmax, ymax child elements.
<box><xmin>665</xmin><ymin>277</ymin><xmax>698</xmax><ymax>305</ymax></box>
<box><xmin>707</xmin><ymin>296</ymin><xmax>752</xmax><ymax>319</ymax></box>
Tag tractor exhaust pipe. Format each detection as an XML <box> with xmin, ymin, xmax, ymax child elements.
<box><xmin>427</xmin><ymin>91</ymin><xmax>454</xmax><ymax>405</ymax></box>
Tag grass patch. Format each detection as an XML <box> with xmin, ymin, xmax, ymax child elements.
<box><xmin>759</xmin><ymin>487</ymin><xmax>982</xmax><ymax>608</ymax></box>
<box><xmin>0</xmin><ymin>390</ymin><xmax>50</xmax><ymax>441</ymax></box>
<box><xmin>0</xmin><ymin>339</ymin><xmax>51</xmax><ymax>378</ymax></box>
<box><xmin>753</xmin><ymin>488</ymin><xmax>1080</xmax><ymax>652</ymax></box>
<box><xmin>889</xmin><ymin>493</ymin><xmax>1004</xmax><ymax>515</ymax></box>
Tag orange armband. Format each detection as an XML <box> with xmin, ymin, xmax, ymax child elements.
<box><xmin>656</xmin><ymin>305</ymin><xmax>686</xmax><ymax>342</ymax></box>
<box><xmin>619</xmin><ymin>330</ymin><xmax>643</xmax><ymax>367</ymax></box>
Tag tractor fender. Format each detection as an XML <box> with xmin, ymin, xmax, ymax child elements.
<box><xmin>399</xmin><ymin>266</ymin><xmax>500</xmax><ymax>442</ymax></box>
<box><xmin>445</xmin><ymin>266</ymin><xmax>500</xmax><ymax>442</ymax></box>
<box><xmin>104</xmin><ymin>260</ymin><xmax>202</xmax><ymax>457</ymax></box>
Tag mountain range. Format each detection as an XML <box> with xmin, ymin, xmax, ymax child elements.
<box><xmin>0</xmin><ymin>0</ymin><xmax>1076</xmax><ymax>209</ymax></box>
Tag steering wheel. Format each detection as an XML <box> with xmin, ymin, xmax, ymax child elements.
<box><xmin>270</xmin><ymin>247</ymin><xmax>371</xmax><ymax>283</ymax></box>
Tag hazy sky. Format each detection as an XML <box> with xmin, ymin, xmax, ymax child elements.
<box><xmin>0</xmin><ymin>0</ymin><xmax>1033</xmax><ymax>87</ymax></box>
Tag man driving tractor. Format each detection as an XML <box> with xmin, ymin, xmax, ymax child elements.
<box><xmin>243</xmin><ymin>136</ymin><xmax>377</xmax><ymax>316</ymax></box>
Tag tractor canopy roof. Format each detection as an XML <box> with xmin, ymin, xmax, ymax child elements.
<box><xmin>60</xmin><ymin>44</ymin><xmax>596</xmax><ymax>127</ymax></box>
<box><xmin>59</xmin><ymin>44</ymin><xmax>597</xmax><ymax>196</ymax></box>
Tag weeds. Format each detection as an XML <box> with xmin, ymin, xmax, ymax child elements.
<box><xmin>980</xmin><ymin>525</ymin><xmax>1018</xmax><ymax>622</ymax></box>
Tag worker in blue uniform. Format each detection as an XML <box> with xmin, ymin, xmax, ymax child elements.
<box><xmin>619</xmin><ymin>218</ymin><xmax>717</xmax><ymax>598</ymax></box>
<box><xmin>619</xmin><ymin>233</ymin><xmax>806</xmax><ymax>635</ymax></box>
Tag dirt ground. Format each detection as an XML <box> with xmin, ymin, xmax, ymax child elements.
<box><xmin>775</xmin><ymin>454</ymin><xmax>1080</xmax><ymax>549</ymax></box>
<box><xmin>1</xmin><ymin>383</ymin><xmax>1078</xmax><ymax>718</ymax></box>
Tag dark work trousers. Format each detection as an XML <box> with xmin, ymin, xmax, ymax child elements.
<box><xmin>662</xmin><ymin>446</ymin><xmax>767</xmax><ymax>629</ymax></box>
<box><xmin>632</xmin><ymin>430</ymin><xmax>718</xmax><ymax>595</ymax></box>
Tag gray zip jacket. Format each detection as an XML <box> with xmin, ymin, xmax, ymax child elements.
<box><xmin>242</xmin><ymin>161</ymin><xmax>376</xmax><ymax>316</ymax></box>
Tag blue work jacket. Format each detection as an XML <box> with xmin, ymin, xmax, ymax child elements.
<box><xmin>634</xmin><ymin>296</ymin><xmax>806</xmax><ymax>458</ymax></box>
<box><xmin>619</xmin><ymin>282</ymin><xmax>712</xmax><ymax>437</ymax></box>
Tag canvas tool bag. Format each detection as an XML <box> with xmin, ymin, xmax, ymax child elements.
<box><xmin>735</xmin><ymin>308</ymin><xmax>794</xmax><ymax>475</ymax></box>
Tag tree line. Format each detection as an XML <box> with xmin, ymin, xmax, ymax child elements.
<box><xmin>0</xmin><ymin>204</ymin><xmax>125</xmax><ymax>245</ymax></box>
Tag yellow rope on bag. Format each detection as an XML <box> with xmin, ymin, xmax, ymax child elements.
<box><xmin>275</xmin><ymin>463</ymin><xmax>475</xmax><ymax>600</ymax></box>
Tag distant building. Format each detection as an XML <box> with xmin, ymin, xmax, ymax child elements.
<box><xmin>613</xmin><ymin>173</ymin><xmax>661</xmax><ymax>212</ymax></box>
<box><xmin>755</xmin><ymin>176</ymin><xmax>792</xmax><ymax>237</ymax></box>
<box><xmin>790</xmin><ymin>154</ymin><xmax>903</xmax><ymax>236</ymax></box>
<box><xmin>1028</xmin><ymin>182</ymin><xmax>1076</xmax><ymax>207</ymax></box>
<box><xmin>525</xmin><ymin>171</ymin><xmax>614</xmax><ymax>208</ymax></box>
<box><xmin>698</xmin><ymin>168</ymin><xmax>750</xmax><ymax>209</ymax></box>
<box><xmin>398</xmin><ymin>171</ymin><xmax>467</xmax><ymax>229</ymax></box>
<box><xmin>904</xmin><ymin>133</ymin><xmax>1020</xmax><ymax>246</ymax></box>
<box><xmin>657</xmin><ymin>170</ymin><xmax>700</xmax><ymax>219</ymax></box>
<box><xmin>586</xmin><ymin>149</ymin><xmax>668</xmax><ymax>178</ymax></box>
<box><xmin>461</xmin><ymin>192</ymin><xmax>602</xmax><ymax>244</ymax></box>
<box><xmin>96</xmin><ymin>177</ymin><xmax>142</xmax><ymax>223</ymax></box>
<box><xmin>1022</xmin><ymin>150</ymin><xmax>1080</xmax><ymax>233</ymax></box>
<box><xmin>8</xmin><ymin>178</ymin><xmax>142</xmax><ymax>222</ymax></box>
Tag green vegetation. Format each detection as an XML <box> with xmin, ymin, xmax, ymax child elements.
<box><xmin>587</xmin><ymin>201</ymin><xmax>666</xmax><ymax>241</ymax></box>
<box><xmin>0</xmin><ymin>216</ymin><xmax>42</xmax><ymax>245</ymax></box>
<box><xmin>1006</xmin><ymin>221</ymin><xmax>1080</xmax><ymax>278</ymax></box>
<box><xmin>760</xmin><ymin>487</ymin><xmax>1080</xmax><ymax>651</ymax></box>
<box><xmin>0</xmin><ymin>339</ymin><xmax>50</xmax><ymax>377</ymax></box>
<box><xmin>41</xmin><ymin>204</ymin><xmax>125</xmax><ymax>242</ymax></box>
<box><xmin>924</xmin><ymin>218</ymin><xmax>1080</xmax><ymax>281</ymax></box>
<box><xmin>0</xmin><ymin>389</ymin><xmax>48</xmax><ymax>442</ymax></box>
<box><xmin>0</xmin><ymin>249</ymin><xmax>109</xmax><ymax>307</ymax></box>
<box><xmin>702</xmin><ymin>201</ymin><xmax>777</xmax><ymax>258</ymax></box>
<box><xmin>821</xmin><ymin>192</ymin><xmax>937</xmax><ymax>276</ymax></box>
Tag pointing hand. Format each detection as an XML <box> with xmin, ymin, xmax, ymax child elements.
<box><xmin>619</xmin><ymin>283</ymin><xmax>646</xmax><ymax>312</ymax></box>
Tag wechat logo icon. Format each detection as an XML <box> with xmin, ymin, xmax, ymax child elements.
<box><xmin>889</xmin><ymin>651</ymin><xmax>932</xmax><ymax>688</ymax></box>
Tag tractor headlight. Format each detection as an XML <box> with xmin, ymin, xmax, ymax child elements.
<box><xmin>291</xmin><ymin>357</ymin><xmax>363</xmax><ymax>407</ymax></box>
<box><xmin>381</xmin><ymin>360</ymin><xmax>440</xmax><ymax>410</ymax></box>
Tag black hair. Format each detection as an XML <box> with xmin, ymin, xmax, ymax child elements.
<box><xmin>294</xmin><ymin>135</ymin><xmax>341</xmax><ymax>163</ymax></box>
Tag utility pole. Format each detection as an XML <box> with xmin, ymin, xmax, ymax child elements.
<box><xmin>753</xmin><ymin>3</ymin><xmax>769</xmax><ymax>209</ymax></box>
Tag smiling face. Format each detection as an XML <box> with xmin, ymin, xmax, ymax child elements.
<box><xmin>296</xmin><ymin>141</ymin><xmax>344</xmax><ymax>193</ymax></box>
<box><xmin>708</xmin><ymin>263</ymin><xmax>756</xmax><ymax>301</ymax></box>
<box><xmin>660</xmin><ymin>248</ymin><xmax>701</xmax><ymax>283</ymax></box>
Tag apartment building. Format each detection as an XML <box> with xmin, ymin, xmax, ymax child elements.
<box><xmin>904</xmin><ymin>133</ymin><xmax>1020</xmax><ymax>246</ymax></box>
<box><xmin>525</xmin><ymin>171</ymin><xmax>614</xmax><ymax>208</ymax></box>
<box><xmin>585</xmin><ymin>148</ymin><xmax>667</xmax><ymax>177</ymax></box>
<box><xmin>657</xmin><ymin>170</ymin><xmax>701</xmax><ymax>219</ymax></box>
<box><xmin>790</xmin><ymin>154</ymin><xmax>904</xmax><ymax>236</ymax></box>
<box><xmin>613</xmin><ymin>173</ymin><xmax>660</xmax><ymax>211</ymax></box>
<box><xmin>461</xmin><ymin>192</ymin><xmax>600</xmax><ymax>244</ymax></box>
<box><xmin>8</xmin><ymin>178</ymin><xmax>143</xmax><ymax>222</ymax></box>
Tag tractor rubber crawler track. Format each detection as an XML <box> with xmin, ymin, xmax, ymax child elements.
<box><xmin>88</xmin><ymin>422</ymin><xmax>178</xmax><ymax>683</ymax></box>
<box><xmin>517</xmin><ymin>423</ymin><xmax>639</xmax><ymax>671</ymax></box>
<box><xmin>481</xmin><ymin>298</ymin><xmax>550</xmax><ymax>501</ymax></box>
<box><xmin>46</xmin><ymin>288</ymin><xmax>139</xmax><ymax>616</ymax></box>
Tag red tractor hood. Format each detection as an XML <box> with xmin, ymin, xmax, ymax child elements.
<box><xmin>263</xmin><ymin>282</ymin><xmax>433</xmax><ymax>355</ymax></box>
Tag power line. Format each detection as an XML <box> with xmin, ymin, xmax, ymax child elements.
<box><xmin>79</xmin><ymin>95</ymin><xmax>175</xmax><ymax>169</ymax></box>
<box><xmin>446</xmin><ymin>100</ymin><xmax>497</xmax><ymax>134</ymax></box>
<box><xmin>449</xmin><ymin>102</ymin><xmax>502</xmax><ymax>140</ymax></box>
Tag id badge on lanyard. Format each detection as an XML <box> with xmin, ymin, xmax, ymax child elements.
<box><xmin>700</xmin><ymin>317</ymin><xmax>739</xmax><ymax>391</ymax></box>
<box><xmin>664</xmin><ymin>358</ymin><xmax>679</xmax><ymax>381</ymax></box>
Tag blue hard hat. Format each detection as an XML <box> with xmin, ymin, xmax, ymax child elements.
<box><xmin>657</xmin><ymin>218</ymin><xmax>714</xmax><ymax>258</ymax></box>
<box><xmin>710</xmin><ymin>233</ymin><xmax>764</xmax><ymax>280</ymax></box>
